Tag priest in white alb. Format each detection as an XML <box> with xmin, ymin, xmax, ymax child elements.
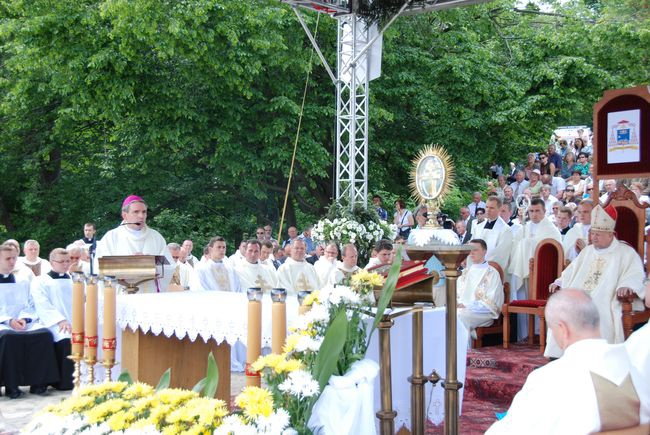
<box><xmin>30</xmin><ymin>247</ymin><xmax>74</xmax><ymax>390</ymax></box>
<box><xmin>562</xmin><ymin>199</ymin><xmax>593</xmax><ymax>261</ymax></box>
<box><xmin>328</xmin><ymin>244</ymin><xmax>360</xmax><ymax>285</ymax></box>
<box><xmin>235</xmin><ymin>240</ymin><xmax>277</xmax><ymax>292</ymax></box>
<box><xmin>314</xmin><ymin>243</ymin><xmax>339</xmax><ymax>286</ymax></box>
<box><xmin>457</xmin><ymin>239</ymin><xmax>504</xmax><ymax>340</ymax></box>
<box><xmin>19</xmin><ymin>239</ymin><xmax>51</xmax><ymax>277</ymax></box>
<box><xmin>193</xmin><ymin>236</ymin><xmax>241</xmax><ymax>292</ymax></box>
<box><xmin>469</xmin><ymin>197</ymin><xmax>512</xmax><ymax>272</ymax></box>
<box><xmin>277</xmin><ymin>239</ymin><xmax>320</xmax><ymax>295</ymax></box>
<box><xmin>96</xmin><ymin>195</ymin><xmax>174</xmax><ymax>293</ymax></box>
<box><xmin>545</xmin><ymin>205</ymin><xmax>645</xmax><ymax>358</ymax></box>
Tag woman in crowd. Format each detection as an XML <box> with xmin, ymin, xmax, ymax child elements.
<box><xmin>572</xmin><ymin>152</ymin><xmax>591</xmax><ymax>177</ymax></box>
<box><xmin>572</xmin><ymin>137</ymin><xmax>586</xmax><ymax>155</ymax></box>
<box><xmin>523</xmin><ymin>153</ymin><xmax>538</xmax><ymax>180</ymax></box>
<box><xmin>394</xmin><ymin>199</ymin><xmax>414</xmax><ymax>239</ymax></box>
<box><xmin>538</xmin><ymin>152</ymin><xmax>552</xmax><ymax>176</ymax></box>
<box><xmin>560</xmin><ymin>151</ymin><xmax>577</xmax><ymax>179</ymax></box>
<box><xmin>528</xmin><ymin>169</ymin><xmax>543</xmax><ymax>196</ymax></box>
<box><xmin>566</xmin><ymin>170</ymin><xmax>586</xmax><ymax>197</ymax></box>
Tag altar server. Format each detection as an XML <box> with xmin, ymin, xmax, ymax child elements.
<box><xmin>0</xmin><ymin>244</ymin><xmax>59</xmax><ymax>398</ymax></box>
<box><xmin>193</xmin><ymin>236</ymin><xmax>241</xmax><ymax>292</ymax></box>
<box><xmin>457</xmin><ymin>239</ymin><xmax>504</xmax><ymax>340</ymax></box>
<box><xmin>469</xmin><ymin>197</ymin><xmax>512</xmax><ymax>271</ymax></box>
<box><xmin>30</xmin><ymin>248</ymin><xmax>74</xmax><ymax>390</ymax></box>
<box><xmin>3</xmin><ymin>240</ymin><xmax>35</xmax><ymax>282</ymax></box>
<box><xmin>328</xmin><ymin>244</ymin><xmax>360</xmax><ymax>285</ymax></box>
<box><xmin>487</xmin><ymin>290</ymin><xmax>650</xmax><ymax>435</ymax></box>
<box><xmin>277</xmin><ymin>239</ymin><xmax>320</xmax><ymax>295</ymax></box>
<box><xmin>314</xmin><ymin>243</ymin><xmax>339</xmax><ymax>286</ymax></box>
<box><xmin>235</xmin><ymin>240</ymin><xmax>277</xmax><ymax>292</ymax></box>
<box><xmin>545</xmin><ymin>205</ymin><xmax>645</xmax><ymax>358</ymax></box>
<box><xmin>96</xmin><ymin>195</ymin><xmax>174</xmax><ymax>293</ymax></box>
<box><xmin>18</xmin><ymin>239</ymin><xmax>51</xmax><ymax>277</ymax></box>
<box><xmin>562</xmin><ymin>199</ymin><xmax>593</xmax><ymax>261</ymax></box>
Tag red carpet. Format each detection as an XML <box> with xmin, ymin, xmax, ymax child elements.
<box><xmin>426</xmin><ymin>343</ymin><xmax>549</xmax><ymax>434</ymax></box>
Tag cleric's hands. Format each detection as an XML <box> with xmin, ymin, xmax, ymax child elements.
<box><xmin>549</xmin><ymin>283</ymin><xmax>561</xmax><ymax>294</ymax></box>
<box><xmin>616</xmin><ymin>287</ymin><xmax>635</xmax><ymax>297</ymax></box>
<box><xmin>575</xmin><ymin>239</ymin><xmax>586</xmax><ymax>252</ymax></box>
<box><xmin>10</xmin><ymin>318</ymin><xmax>26</xmax><ymax>330</ymax></box>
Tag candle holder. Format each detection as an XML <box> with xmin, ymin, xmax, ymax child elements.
<box><xmin>247</xmin><ymin>287</ymin><xmax>263</xmax><ymax>302</ymax></box>
<box><xmin>67</xmin><ymin>353</ymin><xmax>83</xmax><ymax>391</ymax></box>
<box><xmin>271</xmin><ymin>288</ymin><xmax>287</xmax><ymax>303</ymax></box>
<box><xmin>101</xmin><ymin>359</ymin><xmax>116</xmax><ymax>383</ymax></box>
<box><xmin>85</xmin><ymin>357</ymin><xmax>97</xmax><ymax>385</ymax></box>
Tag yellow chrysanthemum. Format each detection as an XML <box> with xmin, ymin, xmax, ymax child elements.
<box><xmin>46</xmin><ymin>395</ymin><xmax>95</xmax><ymax>416</ymax></box>
<box><xmin>282</xmin><ymin>333</ymin><xmax>301</xmax><ymax>354</ymax></box>
<box><xmin>84</xmin><ymin>398</ymin><xmax>131</xmax><ymax>424</ymax></box>
<box><xmin>350</xmin><ymin>270</ymin><xmax>384</xmax><ymax>288</ymax></box>
<box><xmin>235</xmin><ymin>386</ymin><xmax>274</xmax><ymax>419</ymax></box>
<box><xmin>274</xmin><ymin>358</ymin><xmax>303</xmax><ymax>374</ymax></box>
<box><xmin>156</xmin><ymin>388</ymin><xmax>198</xmax><ymax>405</ymax></box>
<box><xmin>251</xmin><ymin>353</ymin><xmax>284</xmax><ymax>372</ymax></box>
<box><xmin>122</xmin><ymin>382</ymin><xmax>154</xmax><ymax>400</ymax></box>
<box><xmin>106</xmin><ymin>410</ymin><xmax>132</xmax><ymax>432</ymax></box>
<box><xmin>77</xmin><ymin>381</ymin><xmax>128</xmax><ymax>398</ymax></box>
<box><xmin>303</xmin><ymin>290</ymin><xmax>320</xmax><ymax>306</ymax></box>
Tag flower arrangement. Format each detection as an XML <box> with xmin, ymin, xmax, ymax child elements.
<box><xmin>313</xmin><ymin>202</ymin><xmax>397</xmax><ymax>266</ymax></box>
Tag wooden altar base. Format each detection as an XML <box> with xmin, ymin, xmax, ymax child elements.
<box><xmin>121</xmin><ymin>327</ymin><xmax>231</xmax><ymax>403</ymax></box>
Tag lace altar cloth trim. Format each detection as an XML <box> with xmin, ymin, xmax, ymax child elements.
<box><xmin>116</xmin><ymin>291</ymin><xmax>299</xmax><ymax>346</ymax></box>
<box><xmin>412</xmin><ymin>228</ymin><xmax>461</xmax><ymax>247</ymax></box>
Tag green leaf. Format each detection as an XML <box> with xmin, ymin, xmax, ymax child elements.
<box><xmin>313</xmin><ymin>309</ymin><xmax>349</xmax><ymax>393</ymax></box>
<box><xmin>192</xmin><ymin>377</ymin><xmax>207</xmax><ymax>394</ymax></box>
<box><xmin>202</xmin><ymin>352</ymin><xmax>219</xmax><ymax>398</ymax></box>
<box><xmin>117</xmin><ymin>371</ymin><xmax>133</xmax><ymax>384</ymax></box>
<box><xmin>367</xmin><ymin>249</ymin><xmax>403</xmax><ymax>346</ymax></box>
<box><xmin>155</xmin><ymin>368</ymin><xmax>171</xmax><ymax>392</ymax></box>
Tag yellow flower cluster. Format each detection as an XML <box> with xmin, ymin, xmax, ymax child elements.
<box><xmin>350</xmin><ymin>269</ymin><xmax>384</xmax><ymax>289</ymax></box>
<box><xmin>235</xmin><ymin>386</ymin><xmax>274</xmax><ymax>419</ymax></box>
<box><xmin>251</xmin><ymin>353</ymin><xmax>303</xmax><ymax>375</ymax></box>
<box><xmin>302</xmin><ymin>290</ymin><xmax>320</xmax><ymax>307</ymax></box>
<box><xmin>85</xmin><ymin>398</ymin><xmax>131</xmax><ymax>424</ymax></box>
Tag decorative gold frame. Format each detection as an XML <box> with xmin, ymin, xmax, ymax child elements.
<box><xmin>409</xmin><ymin>145</ymin><xmax>455</xmax><ymax>228</ymax></box>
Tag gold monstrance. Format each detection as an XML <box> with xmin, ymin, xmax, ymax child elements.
<box><xmin>409</xmin><ymin>145</ymin><xmax>454</xmax><ymax>228</ymax></box>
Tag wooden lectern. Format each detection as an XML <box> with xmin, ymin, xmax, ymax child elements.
<box><xmin>98</xmin><ymin>255</ymin><xmax>169</xmax><ymax>294</ymax></box>
<box><xmin>369</xmin><ymin>260</ymin><xmax>439</xmax><ymax>305</ymax></box>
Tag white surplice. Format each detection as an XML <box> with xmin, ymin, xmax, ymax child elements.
<box><xmin>487</xmin><ymin>339</ymin><xmax>650</xmax><ymax>435</ymax></box>
<box><xmin>314</xmin><ymin>257</ymin><xmax>338</xmax><ymax>287</ymax></box>
<box><xmin>562</xmin><ymin>223</ymin><xmax>590</xmax><ymax>261</ymax></box>
<box><xmin>18</xmin><ymin>257</ymin><xmax>51</xmax><ymax>277</ymax></box>
<box><xmin>469</xmin><ymin>217</ymin><xmax>513</xmax><ymax>272</ymax></box>
<box><xmin>235</xmin><ymin>261</ymin><xmax>278</xmax><ymax>292</ymax></box>
<box><xmin>0</xmin><ymin>274</ymin><xmax>45</xmax><ymax>332</ymax></box>
<box><xmin>457</xmin><ymin>262</ymin><xmax>504</xmax><ymax>338</ymax></box>
<box><xmin>277</xmin><ymin>258</ymin><xmax>320</xmax><ymax>295</ymax></box>
<box><xmin>544</xmin><ymin>239</ymin><xmax>645</xmax><ymax>358</ymax></box>
<box><xmin>625</xmin><ymin>322</ymin><xmax>650</xmax><ymax>381</ymax></box>
<box><xmin>30</xmin><ymin>273</ymin><xmax>72</xmax><ymax>342</ymax></box>
<box><xmin>328</xmin><ymin>263</ymin><xmax>360</xmax><ymax>285</ymax></box>
<box><xmin>96</xmin><ymin>224</ymin><xmax>173</xmax><ymax>293</ymax></box>
<box><xmin>193</xmin><ymin>260</ymin><xmax>241</xmax><ymax>293</ymax></box>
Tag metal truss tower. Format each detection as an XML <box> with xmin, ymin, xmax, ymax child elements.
<box><xmin>283</xmin><ymin>0</ymin><xmax>489</xmax><ymax>209</ymax></box>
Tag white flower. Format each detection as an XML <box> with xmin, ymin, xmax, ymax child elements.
<box><xmin>256</xmin><ymin>408</ymin><xmax>291</xmax><ymax>434</ymax></box>
<box><xmin>278</xmin><ymin>370</ymin><xmax>320</xmax><ymax>399</ymax></box>
<box><xmin>295</xmin><ymin>335</ymin><xmax>323</xmax><ymax>352</ymax></box>
<box><xmin>214</xmin><ymin>415</ymin><xmax>257</xmax><ymax>435</ymax></box>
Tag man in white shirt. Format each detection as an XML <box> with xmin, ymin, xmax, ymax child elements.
<box><xmin>467</xmin><ymin>192</ymin><xmax>487</xmax><ymax>218</ymax></box>
<box><xmin>365</xmin><ymin>239</ymin><xmax>393</xmax><ymax>269</ymax></box>
<box><xmin>19</xmin><ymin>239</ymin><xmax>51</xmax><ymax>277</ymax></box>
<box><xmin>182</xmin><ymin>239</ymin><xmax>199</xmax><ymax>267</ymax></box>
<box><xmin>457</xmin><ymin>239</ymin><xmax>504</xmax><ymax>340</ymax></box>
<box><xmin>235</xmin><ymin>240</ymin><xmax>277</xmax><ymax>292</ymax></box>
<box><xmin>540</xmin><ymin>185</ymin><xmax>558</xmax><ymax>216</ymax></box>
<box><xmin>487</xmin><ymin>289</ymin><xmax>650</xmax><ymax>434</ymax></box>
<box><xmin>469</xmin><ymin>197</ymin><xmax>512</xmax><ymax>271</ymax></box>
<box><xmin>228</xmin><ymin>240</ymin><xmax>247</xmax><ymax>268</ymax></box>
<box><xmin>509</xmin><ymin>170</ymin><xmax>530</xmax><ymax>199</ymax></box>
<box><xmin>30</xmin><ymin>248</ymin><xmax>75</xmax><ymax>390</ymax></box>
<box><xmin>96</xmin><ymin>195</ymin><xmax>174</xmax><ymax>293</ymax></box>
<box><xmin>193</xmin><ymin>236</ymin><xmax>241</xmax><ymax>292</ymax></box>
<box><xmin>277</xmin><ymin>239</ymin><xmax>320</xmax><ymax>295</ymax></box>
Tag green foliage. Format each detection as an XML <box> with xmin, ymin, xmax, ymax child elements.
<box><xmin>155</xmin><ymin>368</ymin><xmax>171</xmax><ymax>392</ymax></box>
<box><xmin>0</xmin><ymin>0</ymin><xmax>646</xmax><ymax>248</ymax></box>
<box><xmin>191</xmin><ymin>351</ymin><xmax>219</xmax><ymax>398</ymax></box>
<box><xmin>117</xmin><ymin>371</ymin><xmax>134</xmax><ymax>384</ymax></box>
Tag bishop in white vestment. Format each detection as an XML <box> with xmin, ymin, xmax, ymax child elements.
<box><xmin>457</xmin><ymin>240</ymin><xmax>504</xmax><ymax>340</ymax></box>
<box><xmin>96</xmin><ymin>195</ymin><xmax>173</xmax><ymax>293</ymax></box>
<box><xmin>545</xmin><ymin>205</ymin><xmax>645</xmax><ymax>358</ymax></box>
<box><xmin>277</xmin><ymin>239</ymin><xmax>320</xmax><ymax>295</ymax></box>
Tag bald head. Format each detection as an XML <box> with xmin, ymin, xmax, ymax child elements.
<box><xmin>546</xmin><ymin>289</ymin><xmax>600</xmax><ymax>350</ymax></box>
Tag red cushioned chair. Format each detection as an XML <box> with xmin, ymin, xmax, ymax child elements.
<box><xmin>502</xmin><ymin>238</ymin><xmax>564</xmax><ymax>353</ymax></box>
<box><xmin>471</xmin><ymin>261</ymin><xmax>509</xmax><ymax>348</ymax></box>
<box><xmin>603</xmin><ymin>183</ymin><xmax>650</xmax><ymax>338</ymax></box>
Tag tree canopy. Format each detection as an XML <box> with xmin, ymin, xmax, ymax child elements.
<box><xmin>0</xmin><ymin>0</ymin><xmax>647</xmax><ymax>251</ymax></box>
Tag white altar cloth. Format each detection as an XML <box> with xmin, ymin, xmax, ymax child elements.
<box><xmin>366</xmin><ymin>307</ymin><xmax>469</xmax><ymax>428</ymax></box>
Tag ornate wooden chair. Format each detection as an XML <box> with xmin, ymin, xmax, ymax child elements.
<box><xmin>502</xmin><ymin>238</ymin><xmax>564</xmax><ymax>353</ymax></box>
<box><xmin>604</xmin><ymin>184</ymin><xmax>650</xmax><ymax>338</ymax></box>
<box><xmin>471</xmin><ymin>261</ymin><xmax>510</xmax><ymax>348</ymax></box>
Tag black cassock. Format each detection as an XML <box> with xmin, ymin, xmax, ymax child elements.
<box><xmin>0</xmin><ymin>275</ymin><xmax>59</xmax><ymax>391</ymax></box>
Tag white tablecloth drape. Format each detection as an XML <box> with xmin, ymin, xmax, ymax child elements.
<box><xmin>366</xmin><ymin>307</ymin><xmax>469</xmax><ymax>428</ymax></box>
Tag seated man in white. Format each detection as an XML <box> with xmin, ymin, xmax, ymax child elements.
<box><xmin>328</xmin><ymin>244</ymin><xmax>360</xmax><ymax>285</ymax></box>
<box><xmin>314</xmin><ymin>243</ymin><xmax>339</xmax><ymax>285</ymax></box>
<box><xmin>0</xmin><ymin>244</ymin><xmax>59</xmax><ymax>399</ymax></box>
<box><xmin>277</xmin><ymin>239</ymin><xmax>320</xmax><ymax>295</ymax></box>
<box><xmin>545</xmin><ymin>205</ymin><xmax>645</xmax><ymax>358</ymax></box>
<box><xmin>487</xmin><ymin>289</ymin><xmax>650</xmax><ymax>434</ymax></box>
<box><xmin>457</xmin><ymin>239</ymin><xmax>504</xmax><ymax>340</ymax></box>
<box><xmin>30</xmin><ymin>248</ymin><xmax>74</xmax><ymax>390</ymax></box>
<box><xmin>365</xmin><ymin>239</ymin><xmax>393</xmax><ymax>269</ymax></box>
<box><xmin>235</xmin><ymin>239</ymin><xmax>277</xmax><ymax>292</ymax></box>
<box><xmin>193</xmin><ymin>236</ymin><xmax>241</xmax><ymax>292</ymax></box>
